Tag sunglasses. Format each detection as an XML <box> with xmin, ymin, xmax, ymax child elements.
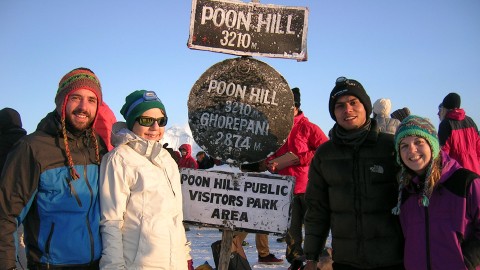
<box><xmin>335</xmin><ymin>76</ymin><xmax>359</xmax><ymax>87</ymax></box>
<box><xmin>136</xmin><ymin>116</ymin><xmax>168</xmax><ymax>127</ymax></box>
<box><xmin>332</xmin><ymin>76</ymin><xmax>362</xmax><ymax>99</ymax></box>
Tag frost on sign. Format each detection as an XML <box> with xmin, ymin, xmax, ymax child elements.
<box><xmin>188</xmin><ymin>57</ymin><xmax>294</xmax><ymax>164</ymax></box>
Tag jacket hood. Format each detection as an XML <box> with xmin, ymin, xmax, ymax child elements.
<box><xmin>179</xmin><ymin>143</ymin><xmax>192</xmax><ymax>156</ymax></box>
<box><xmin>36</xmin><ymin>111</ymin><xmax>97</xmax><ymax>139</ymax></box>
<box><xmin>293</xmin><ymin>111</ymin><xmax>305</xmax><ymax>125</ymax></box>
<box><xmin>411</xmin><ymin>151</ymin><xmax>462</xmax><ymax>186</ymax></box>
<box><xmin>111</xmin><ymin>121</ymin><xmax>166</xmax><ymax>160</ymax></box>
<box><xmin>438</xmin><ymin>151</ymin><xmax>463</xmax><ymax>184</ymax></box>
<box><xmin>0</xmin><ymin>108</ymin><xmax>23</xmax><ymax>132</ymax></box>
<box><xmin>36</xmin><ymin>111</ymin><xmax>63</xmax><ymax>135</ymax></box>
<box><xmin>373</xmin><ymin>98</ymin><xmax>391</xmax><ymax>117</ymax></box>
<box><xmin>445</xmin><ymin>108</ymin><xmax>466</xmax><ymax>121</ymax></box>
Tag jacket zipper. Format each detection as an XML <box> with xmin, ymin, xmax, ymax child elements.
<box><xmin>163</xmin><ymin>168</ymin><xmax>176</xmax><ymax>196</ymax></box>
<box><xmin>45</xmin><ymin>222</ymin><xmax>55</xmax><ymax>267</ymax></box>
<box><xmin>80</xmin><ymin>139</ymin><xmax>96</xmax><ymax>263</ymax></box>
<box><xmin>424</xmin><ymin>207</ymin><xmax>431</xmax><ymax>270</ymax></box>
<box><xmin>352</xmin><ymin>146</ymin><xmax>365</xmax><ymax>262</ymax></box>
<box><xmin>66</xmin><ymin>177</ymin><xmax>82</xmax><ymax>207</ymax></box>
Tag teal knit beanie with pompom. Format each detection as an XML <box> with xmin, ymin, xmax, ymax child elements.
<box><xmin>392</xmin><ymin>115</ymin><xmax>440</xmax><ymax>215</ymax></box>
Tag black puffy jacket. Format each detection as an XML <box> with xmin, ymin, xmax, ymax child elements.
<box><xmin>304</xmin><ymin>120</ymin><xmax>404</xmax><ymax>268</ymax></box>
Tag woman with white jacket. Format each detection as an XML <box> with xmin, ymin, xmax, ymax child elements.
<box><xmin>99</xmin><ymin>90</ymin><xmax>192</xmax><ymax>269</ymax></box>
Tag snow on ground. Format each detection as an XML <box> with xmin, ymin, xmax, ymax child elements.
<box><xmin>187</xmin><ymin>226</ymin><xmax>291</xmax><ymax>269</ymax></box>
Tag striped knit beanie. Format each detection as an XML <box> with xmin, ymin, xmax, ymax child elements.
<box><xmin>392</xmin><ymin>115</ymin><xmax>439</xmax><ymax>214</ymax></box>
<box><xmin>55</xmin><ymin>67</ymin><xmax>102</xmax><ymax>112</ymax></box>
<box><xmin>56</xmin><ymin>67</ymin><xmax>102</xmax><ymax>180</ymax></box>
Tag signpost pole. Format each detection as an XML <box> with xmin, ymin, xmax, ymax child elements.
<box><xmin>219</xmin><ymin>229</ymin><xmax>234</xmax><ymax>269</ymax></box>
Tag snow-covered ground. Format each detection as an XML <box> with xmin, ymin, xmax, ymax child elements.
<box><xmin>187</xmin><ymin>226</ymin><xmax>291</xmax><ymax>269</ymax></box>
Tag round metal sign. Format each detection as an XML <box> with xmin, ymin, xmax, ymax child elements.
<box><xmin>188</xmin><ymin>57</ymin><xmax>294</xmax><ymax>164</ymax></box>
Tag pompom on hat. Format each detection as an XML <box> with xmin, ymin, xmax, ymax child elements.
<box><xmin>392</xmin><ymin>115</ymin><xmax>440</xmax><ymax>215</ymax></box>
<box><xmin>120</xmin><ymin>90</ymin><xmax>167</xmax><ymax>130</ymax></box>
<box><xmin>390</xmin><ymin>107</ymin><xmax>411</xmax><ymax>122</ymax></box>
<box><xmin>291</xmin><ymin>87</ymin><xmax>301</xmax><ymax>108</ymax></box>
<box><xmin>441</xmin><ymin>92</ymin><xmax>461</xmax><ymax>110</ymax></box>
<box><xmin>329</xmin><ymin>76</ymin><xmax>372</xmax><ymax>121</ymax></box>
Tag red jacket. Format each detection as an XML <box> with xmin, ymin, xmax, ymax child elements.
<box><xmin>439</xmin><ymin>109</ymin><xmax>480</xmax><ymax>174</ymax></box>
<box><xmin>178</xmin><ymin>143</ymin><xmax>198</xmax><ymax>169</ymax></box>
<box><xmin>266</xmin><ymin>112</ymin><xmax>328</xmax><ymax>194</ymax></box>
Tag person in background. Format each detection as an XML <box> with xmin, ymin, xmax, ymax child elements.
<box><xmin>390</xmin><ymin>107</ymin><xmax>411</xmax><ymax>122</ymax></box>
<box><xmin>304</xmin><ymin>76</ymin><xmax>404</xmax><ymax>270</ymax></box>
<box><xmin>391</xmin><ymin>115</ymin><xmax>480</xmax><ymax>270</ymax></box>
<box><xmin>0</xmin><ymin>108</ymin><xmax>27</xmax><ymax>172</ymax></box>
<box><xmin>94</xmin><ymin>101</ymin><xmax>117</xmax><ymax>151</ymax></box>
<box><xmin>438</xmin><ymin>92</ymin><xmax>480</xmax><ymax>174</ymax></box>
<box><xmin>178</xmin><ymin>143</ymin><xmax>198</xmax><ymax>169</ymax></box>
<box><xmin>0</xmin><ymin>67</ymin><xmax>106</xmax><ymax>269</ymax></box>
<box><xmin>265</xmin><ymin>87</ymin><xmax>329</xmax><ymax>269</ymax></box>
<box><xmin>99</xmin><ymin>90</ymin><xmax>193</xmax><ymax>269</ymax></box>
<box><xmin>372</xmin><ymin>98</ymin><xmax>400</xmax><ymax>135</ymax></box>
<box><xmin>0</xmin><ymin>107</ymin><xmax>28</xmax><ymax>269</ymax></box>
<box><xmin>196</xmin><ymin>151</ymin><xmax>215</xmax><ymax>169</ymax></box>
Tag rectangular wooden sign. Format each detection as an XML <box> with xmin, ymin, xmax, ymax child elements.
<box><xmin>181</xmin><ymin>168</ymin><xmax>294</xmax><ymax>234</ymax></box>
<box><xmin>188</xmin><ymin>0</ymin><xmax>309</xmax><ymax>61</ymax></box>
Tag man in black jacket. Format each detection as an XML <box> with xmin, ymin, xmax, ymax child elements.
<box><xmin>304</xmin><ymin>77</ymin><xmax>404</xmax><ymax>270</ymax></box>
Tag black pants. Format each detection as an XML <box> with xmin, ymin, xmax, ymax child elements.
<box><xmin>286</xmin><ymin>194</ymin><xmax>307</xmax><ymax>263</ymax></box>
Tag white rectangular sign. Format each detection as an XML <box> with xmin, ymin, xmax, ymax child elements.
<box><xmin>181</xmin><ymin>168</ymin><xmax>294</xmax><ymax>234</ymax></box>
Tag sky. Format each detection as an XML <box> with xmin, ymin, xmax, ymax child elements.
<box><xmin>1</xmin><ymin>0</ymin><xmax>479</xmax><ymax>139</ymax></box>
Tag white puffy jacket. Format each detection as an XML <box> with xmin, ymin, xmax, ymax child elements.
<box><xmin>99</xmin><ymin>122</ymin><xmax>190</xmax><ymax>269</ymax></box>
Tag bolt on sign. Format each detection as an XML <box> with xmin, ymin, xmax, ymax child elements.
<box><xmin>181</xmin><ymin>168</ymin><xmax>294</xmax><ymax>233</ymax></box>
<box><xmin>188</xmin><ymin>57</ymin><xmax>294</xmax><ymax>165</ymax></box>
<box><xmin>188</xmin><ymin>0</ymin><xmax>309</xmax><ymax>61</ymax></box>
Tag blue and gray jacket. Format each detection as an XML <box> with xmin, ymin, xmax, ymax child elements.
<box><xmin>0</xmin><ymin>111</ymin><xmax>106</xmax><ymax>269</ymax></box>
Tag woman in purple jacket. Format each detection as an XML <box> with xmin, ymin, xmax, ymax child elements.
<box><xmin>392</xmin><ymin>115</ymin><xmax>480</xmax><ymax>270</ymax></box>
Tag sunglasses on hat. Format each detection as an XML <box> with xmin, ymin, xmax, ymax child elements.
<box><xmin>126</xmin><ymin>91</ymin><xmax>163</xmax><ymax>117</ymax></box>
<box><xmin>335</xmin><ymin>76</ymin><xmax>360</xmax><ymax>87</ymax></box>
<box><xmin>136</xmin><ymin>116</ymin><xmax>168</xmax><ymax>127</ymax></box>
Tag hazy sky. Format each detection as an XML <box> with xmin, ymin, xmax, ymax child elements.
<box><xmin>1</xmin><ymin>0</ymin><xmax>479</xmax><ymax>135</ymax></box>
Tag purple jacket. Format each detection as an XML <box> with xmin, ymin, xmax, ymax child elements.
<box><xmin>400</xmin><ymin>151</ymin><xmax>480</xmax><ymax>270</ymax></box>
